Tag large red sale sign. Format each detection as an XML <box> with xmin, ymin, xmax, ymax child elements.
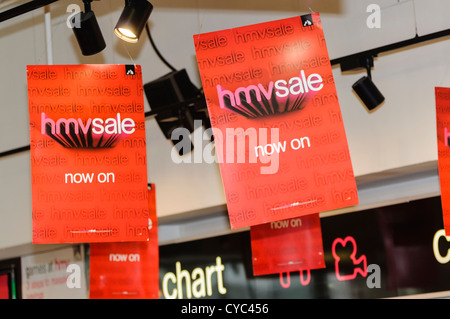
<box><xmin>193</xmin><ymin>13</ymin><xmax>358</xmax><ymax>229</ymax></box>
<box><xmin>27</xmin><ymin>64</ymin><xmax>149</xmax><ymax>244</ymax></box>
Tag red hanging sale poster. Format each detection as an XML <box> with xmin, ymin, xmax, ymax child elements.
<box><xmin>89</xmin><ymin>185</ymin><xmax>159</xmax><ymax>299</ymax></box>
<box><xmin>0</xmin><ymin>275</ymin><xmax>9</xmax><ymax>299</ymax></box>
<box><xmin>27</xmin><ymin>64</ymin><xmax>149</xmax><ymax>243</ymax></box>
<box><xmin>193</xmin><ymin>13</ymin><xmax>358</xmax><ymax>229</ymax></box>
<box><xmin>250</xmin><ymin>214</ymin><xmax>325</xmax><ymax>276</ymax></box>
<box><xmin>436</xmin><ymin>87</ymin><xmax>450</xmax><ymax>235</ymax></box>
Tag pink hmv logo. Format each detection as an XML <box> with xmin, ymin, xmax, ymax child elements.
<box><xmin>278</xmin><ymin>236</ymin><xmax>380</xmax><ymax>289</ymax></box>
<box><xmin>331</xmin><ymin>236</ymin><xmax>380</xmax><ymax>288</ymax></box>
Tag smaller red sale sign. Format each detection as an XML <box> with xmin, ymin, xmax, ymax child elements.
<box><xmin>250</xmin><ymin>214</ymin><xmax>325</xmax><ymax>276</ymax></box>
<box><xmin>0</xmin><ymin>275</ymin><xmax>9</xmax><ymax>299</ymax></box>
<box><xmin>89</xmin><ymin>185</ymin><xmax>159</xmax><ymax>299</ymax></box>
<box><xmin>436</xmin><ymin>87</ymin><xmax>450</xmax><ymax>235</ymax></box>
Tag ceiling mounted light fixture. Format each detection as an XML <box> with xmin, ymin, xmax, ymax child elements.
<box><xmin>70</xmin><ymin>0</ymin><xmax>106</xmax><ymax>56</ymax></box>
<box><xmin>340</xmin><ymin>55</ymin><xmax>385</xmax><ymax>111</ymax></box>
<box><xmin>352</xmin><ymin>75</ymin><xmax>385</xmax><ymax>111</ymax></box>
<box><xmin>351</xmin><ymin>56</ymin><xmax>385</xmax><ymax>111</ymax></box>
<box><xmin>114</xmin><ymin>0</ymin><xmax>153</xmax><ymax>43</ymax></box>
<box><xmin>144</xmin><ymin>69</ymin><xmax>209</xmax><ymax>156</ymax></box>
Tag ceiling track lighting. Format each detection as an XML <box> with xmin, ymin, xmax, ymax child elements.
<box><xmin>144</xmin><ymin>69</ymin><xmax>211</xmax><ymax>156</ymax></box>
<box><xmin>339</xmin><ymin>55</ymin><xmax>385</xmax><ymax>111</ymax></box>
<box><xmin>351</xmin><ymin>56</ymin><xmax>385</xmax><ymax>111</ymax></box>
<box><xmin>69</xmin><ymin>0</ymin><xmax>106</xmax><ymax>56</ymax></box>
<box><xmin>114</xmin><ymin>0</ymin><xmax>153</xmax><ymax>43</ymax></box>
<box><xmin>140</xmin><ymin>24</ymin><xmax>210</xmax><ymax>156</ymax></box>
<box><xmin>69</xmin><ymin>0</ymin><xmax>153</xmax><ymax>55</ymax></box>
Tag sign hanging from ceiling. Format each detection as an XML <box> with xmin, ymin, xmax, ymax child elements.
<box><xmin>89</xmin><ymin>185</ymin><xmax>159</xmax><ymax>299</ymax></box>
<box><xmin>193</xmin><ymin>13</ymin><xmax>358</xmax><ymax>229</ymax></box>
<box><xmin>27</xmin><ymin>64</ymin><xmax>149</xmax><ymax>244</ymax></box>
<box><xmin>250</xmin><ymin>214</ymin><xmax>325</xmax><ymax>276</ymax></box>
<box><xmin>436</xmin><ymin>87</ymin><xmax>450</xmax><ymax>235</ymax></box>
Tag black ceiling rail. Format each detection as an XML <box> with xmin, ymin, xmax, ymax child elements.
<box><xmin>330</xmin><ymin>28</ymin><xmax>450</xmax><ymax>70</ymax></box>
<box><xmin>0</xmin><ymin>145</ymin><xmax>30</xmax><ymax>157</ymax></box>
<box><xmin>0</xmin><ymin>0</ymin><xmax>59</xmax><ymax>23</ymax></box>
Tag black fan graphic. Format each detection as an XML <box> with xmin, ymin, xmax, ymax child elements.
<box><xmin>44</xmin><ymin>121</ymin><xmax>124</xmax><ymax>148</ymax></box>
<box><xmin>218</xmin><ymin>82</ymin><xmax>318</xmax><ymax>119</ymax></box>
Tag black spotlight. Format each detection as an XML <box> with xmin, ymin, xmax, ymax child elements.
<box><xmin>144</xmin><ymin>69</ymin><xmax>210</xmax><ymax>156</ymax></box>
<box><xmin>352</xmin><ymin>76</ymin><xmax>385</xmax><ymax>111</ymax></box>
<box><xmin>70</xmin><ymin>0</ymin><xmax>106</xmax><ymax>56</ymax></box>
<box><xmin>352</xmin><ymin>57</ymin><xmax>385</xmax><ymax>111</ymax></box>
<box><xmin>114</xmin><ymin>0</ymin><xmax>153</xmax><ymax>43</ymax></box>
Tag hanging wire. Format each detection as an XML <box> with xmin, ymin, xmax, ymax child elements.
<box><xmin>145</xmin><ymin>23</ymin><xmax>177</xmax><ymax>72</ymax></box>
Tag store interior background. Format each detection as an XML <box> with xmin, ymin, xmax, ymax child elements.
<box><xmin>0</xmin><ymin>0</ymin><xmax>449</xmax><ymax>297</ymax></box>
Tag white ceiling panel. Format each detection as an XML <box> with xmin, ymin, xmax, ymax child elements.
<box><xmin>414</xmin><ymin>0</ymin><xmax>450</xmax><ymax>36</ymax></box>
